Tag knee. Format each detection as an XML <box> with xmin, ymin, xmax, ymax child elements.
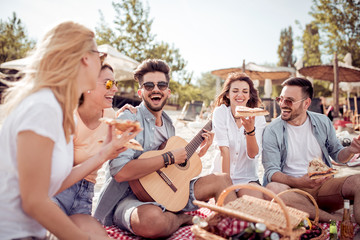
<box><xmin>266</xmin><ymin>182</ymin><xmax>289</xmax><ymax>194</ymax></box>
<box><xmin>131</xmin><ymin>209</ymin><xmax>168</xmax><ymax>238</ymax></box>
<box><xmin>212</xmin><ymin>172</ymin><xmax>233</xmax><ymax>189</ymax></box>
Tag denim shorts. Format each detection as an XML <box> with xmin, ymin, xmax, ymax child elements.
<box><xmin>53</xmin><ymin>179</ymin><xmax>94</xmax><ymax>215</ymax></box>
<box><xmin>113</xmin><ymin>178</ymin><xmax>199</xmax><ymax>234</ymax></box>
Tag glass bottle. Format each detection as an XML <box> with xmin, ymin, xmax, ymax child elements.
<box><xmin>253</xmin><ymin>223</ymin><xmax>266</xmax><ymax>240</ymax></box>
<box><xmin>329</xmin><ymin>220</ymin><xmax>338</xmax><ymax>240</ymax></box>
<box><xmin>229</xmin><ymin>223</ymin><xmax>255</xmax><ymax>240</ymax></box>
<box><xmin>340</xmin><ymin>199</ymin><xmax>354</xmax><ymax>240</ymax></box>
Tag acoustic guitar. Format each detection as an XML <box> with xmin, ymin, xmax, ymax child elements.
<box><xmin>129</xmin><ymin>120</ymin><xmax>212</xmax><ymax>212</ymax></box>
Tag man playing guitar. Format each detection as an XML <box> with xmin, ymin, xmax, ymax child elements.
<box><xmin>94</xmin><ymin>59</ymin><xmax>237</xmax><ymax>238</ymax></box>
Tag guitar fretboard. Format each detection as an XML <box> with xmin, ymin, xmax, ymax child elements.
<box><xmin>184</xmin><ymin>120</ymin><xmax>212</xmax><ymax>160</ymax></box>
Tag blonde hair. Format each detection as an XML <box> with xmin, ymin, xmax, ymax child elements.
<box><xmin>1</xmin><ymin>21</ymin><xmax>95</xmax><ymax>142</ymax></box>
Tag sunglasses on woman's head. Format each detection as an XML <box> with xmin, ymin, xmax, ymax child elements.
<box><xmin>275</xmin><ymin>96</ymin><xmax>307</xmax><ymax>107</ymax></box>
<box><xmin>142</xmin><ymin>81</ymin><xmax>169</xmax><ymax>91</ymax></box>
<box><xmin>90</xmin><ymin>50</ymin><xmax>107</xmax><ymax>66</ymax></box>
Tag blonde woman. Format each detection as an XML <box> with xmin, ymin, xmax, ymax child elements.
<box><xmin>0</xmin><ymin>22</ymin><xmax>139</xmax><ymax>240</ymax></box>
<box><xmin>212</xmin><ymin>72</ymin><xmax>266</xmax><ymax>198</ymax></box>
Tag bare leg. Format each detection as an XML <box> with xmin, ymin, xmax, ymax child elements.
<box><xmin>131</xmin><ymin>204</ymin><xmax>191</xmax><ymax>238</ymax></box>
<box><xmin>237</xmin><ymin>182</ymin><xmax>264</xmax><ymax>199</ymax></box>
<box><xmin>194</xmin><ymin>173</ymin><xmax>236</xmax><ymax>204</ymax></box>
<box><xmin>70</xmin><ymin>214</ymin><xmax>109</xmax><ymax>237</ymax></box>
<box><xmin>342</xmin><ymin>174</ymin><xmax>360</xmax><ymax>224</ymax></box>
<box><xmin>266</xmin><ymin>182</ymin><xmax>342</xmax><ymax>222</ymax></box>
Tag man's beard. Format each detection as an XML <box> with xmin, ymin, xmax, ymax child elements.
<box><xmin>281</xmin><ymin>103</ymin><xmax>304</xmax><ymax>122</ymax></box>
<box><xmin>143</xmin><ymin>95</ymin><xmax>168</xmax><ymax>112</ymax></box>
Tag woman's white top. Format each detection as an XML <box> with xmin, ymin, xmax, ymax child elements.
<box><xmin>212</xmin><ymin>104</ymin><xmax>266</xmax><ymax>184</ymax></box>
<box><xmin>0</xmin><ymin>88</ymin><xmax>73</xmax><ymax>239</ymax></box>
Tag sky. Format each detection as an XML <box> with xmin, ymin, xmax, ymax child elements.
<box><xmin>0</xmin><ymin>0</ymin><xmax>314</xmax><ymax>79</ymax></box>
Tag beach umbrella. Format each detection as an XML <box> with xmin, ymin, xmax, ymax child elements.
<box><xmin>298</xmin><ymin>53</ymin><xmax>360</xmax><ymax>117</ymax></box>
<box><xmin>0</xmin><ymin>44</ymin><xmax>139</xmax><ymax>82</ymax></box>
<box><xmin>97</xmin><ymin>44</ymin><xmax>139</xmax><ymax>81</ymax></box>
<box><xmin>211</xmin><ymin>62</ymin><xmax>295</xmax><ymax>85</ymax></box>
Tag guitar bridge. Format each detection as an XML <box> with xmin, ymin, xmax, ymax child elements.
<box><xmin>156</xmin><ymin>170</ymin><xmax>177</xmax><ymax>192</ymax></box>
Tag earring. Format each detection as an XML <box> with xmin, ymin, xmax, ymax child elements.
<box><xmin>87</xmin><ymin>90</ymin><xmax>91</xmax><ymax>93</ymax></box>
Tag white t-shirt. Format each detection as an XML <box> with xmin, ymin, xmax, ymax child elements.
<box><xmin>0</xmin><ymin>88</ymin><xmax>73</xmax><ymax>239</ymax></box>
<box><xmin>282</xmin><ymin>117</ymin><xmax>322</xmax><ymax>177</ymax></box>
<box><xmin>212</xmin><ymin>104</ymin><xmax>267</xmax><ymax>184</ymax></box>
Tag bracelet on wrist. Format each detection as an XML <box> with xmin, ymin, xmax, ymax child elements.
<box><xmin>167</xmin><ymin>151</ymin><xmax>175</xmax><ymax>164</ymax></box>
<box><xmin>244</xmin><ymin>127</ymin><xmax>256</xmax><ymax>135</ymax></box>
<box><xmin>162</xmin><ymin>153</ymin><xmax>169</xmax><ymax>168</ymax></box>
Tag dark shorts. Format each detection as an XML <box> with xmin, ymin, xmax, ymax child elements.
<box><xmin>299</xmin><ymin>176</ymin><xmax>350</xmax><ymax>212</ymax></box>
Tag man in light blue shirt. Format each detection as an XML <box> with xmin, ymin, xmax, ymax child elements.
<box><xmin>262</xmin><ymin>77</ymin><xmax>360</xmax><ymax>225</ymax></box>
<box><xmin>94</xmin><ymin>59</ymin><xmax>237</xmax><ymax>238</ymax></box>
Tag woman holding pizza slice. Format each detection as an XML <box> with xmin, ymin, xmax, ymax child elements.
<box><xmin>211</xmin><ymin>72</ymin><xmax>267</xmax><ymax>198</ymax></box>
<box><xmin>52</xmin><ymin>63</ymin><xmax>141</xmax><ymax>236</ymax></box>
<box><xmin>0</xmin><ymin>22</ymin><xmax>140</xmax><ymax>240</ymax></box>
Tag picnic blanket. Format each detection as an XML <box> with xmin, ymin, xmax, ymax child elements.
<box><xmin>104</xmin><ymin>207</ymin><xmax>359</xmax><ymax>239</ymax></box>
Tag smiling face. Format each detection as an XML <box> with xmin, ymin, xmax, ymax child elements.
<box><xmin>88</xmin><ymin>67</ymin><xmax>117</xmax><ymax>109</ymax></box>
<box><xmin>227</xmin><ymin>80</ymin><xmax>250</xmax><ymax>113</ymax></box>
<box><xmin>279</xmin><ymin>85</ymin><xmax>309</xmax><ymax>124</ymax></box>
<box><xmin>138</xmin><ymin>71</ymin><xmax>171</xmax><ymax>113</ymax></box>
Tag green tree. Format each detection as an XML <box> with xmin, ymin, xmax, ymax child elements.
<box><xmin>301</xmin><ymin>21</ymin><xmax>322</xmax><ymax>66</ymax></box>
<box><xmin>196</xmin><ymin>72</ymin><xmax>221</xmax><ymax>105</ymax></box>
<box><xmin>310</xmin><ymin>0</ymin><xmax>360</xmax><ymax>67</ymax></box>
<box><xmin>96</xmin><ymin>0</ymin><xmax>191</xmax><ymax>83</ymax></box>
<box><xmin>277</xmin><ymin>26</ymin><xmax>295</xmax><ymax>67</ymax></box>
<box><xmin>0</xmin><ymin>12</ymin><xmax>34</xmax><ymax>64</ymax></box>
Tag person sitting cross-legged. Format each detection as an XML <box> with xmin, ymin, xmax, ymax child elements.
<box><xmin>94</xmin><ymin>59</ymin><xmax>237</xmax><ymax>239</ymax></box>
<box><xmin>262</xmin><ymin>77</ymin><xmax>360</xmax><ymax>224</ymax></box>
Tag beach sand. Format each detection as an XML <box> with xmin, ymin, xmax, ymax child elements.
<box><xmin>93</xmin><ymin>110</ymin><xmax>360</xmax><ymax>211</ymax></box>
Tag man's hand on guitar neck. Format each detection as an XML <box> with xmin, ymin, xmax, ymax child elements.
<box><xmin>198</xmin><ymin>129</ymin><xmax>214</xmax><ymax>157</ymax></box>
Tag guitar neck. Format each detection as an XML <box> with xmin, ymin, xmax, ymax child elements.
<box><xmin>185</xmin><ymin>120</ymin><xmax>212</xmax><ymax>159</ymax></box>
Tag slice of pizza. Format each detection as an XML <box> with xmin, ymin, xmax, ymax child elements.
<box><xmin>98</xmin><ymin>138</ymin><xmax>143</xmax><ymax>151</ymax></box>
<box><xmin>234</xmin><ymin>106</ymin><xmax>269</xmax><ymax>118</ymax></box>
<box><xmin>123</xmin><ymin>139</ymin><xmax>144</xmax><ymax>151</ymax></box>
<box><xmin>308</xmin><ymin>157</ymin><xmax>338</xmax><ymax>179</ymax></box>
<box><xmin>99</xmin><ymin>117</ymin><xmax>142</xmax><ymax>133</ymax></box>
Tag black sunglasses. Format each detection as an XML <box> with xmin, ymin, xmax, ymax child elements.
<box><xmin>142</xmin><ymin>81</ymin><xmax>169</xmax><ymax>91</ymax></box>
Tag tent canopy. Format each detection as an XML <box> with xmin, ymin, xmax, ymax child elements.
<box><xmin>0</xmin><ymin>44</ymin><xmax>139</xmax><ymax>81</ymax></box>
<box><xmin>211</xmin><ymin>62</ymin><xmax>295</xmax><ymax>85</ymax></box>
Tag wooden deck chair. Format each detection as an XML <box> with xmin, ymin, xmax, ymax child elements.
<box><xmin>176</xmin><ymin>100</ymin><xmax>205</xmax><ymax>126</ymax></box>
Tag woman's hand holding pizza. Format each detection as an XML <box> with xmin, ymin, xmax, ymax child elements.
<box><xmin>101</xmin><ymin>125</ymin><xmax>142</xmax><ymax>160</ymax></box>
<box><xmin>240</xmin><ymin>116</ymin><xmax>255</xmax><ymax>133</ymax></box>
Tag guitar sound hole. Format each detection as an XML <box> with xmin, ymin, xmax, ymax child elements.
<box><xmin>178</xmin><ymin>160</ymin><xmax>187</xmax><ymax>167</ymax></box>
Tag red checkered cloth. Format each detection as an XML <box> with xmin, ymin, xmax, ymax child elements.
<box><xmin>105</xmin><ymin>207</ymin><xmax>359</xmax><ymax>239</ymax></box>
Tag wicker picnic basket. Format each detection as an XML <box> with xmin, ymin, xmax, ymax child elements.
<box><xmin>191</xmin><ymin>184</ymin><xmax>326</xmax><ymax>240</ymax></box>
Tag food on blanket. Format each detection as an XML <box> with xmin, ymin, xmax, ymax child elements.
<box><xmin>99</xmin><ymin>117</ymin><xmax>142</xmax><ymax>133</ymax></box>
<box><xmin>123</xmin><ymin>139</ymin><xmax>143</xmax><ymax>151</ymax></box>
<box><xmin>234</xmin><ymin>106</ymin><xmax>269</xmax><ymax>118</ymax></box>
<box><xmin>300</xmin><ymin>224</ymin><xmax>323</xmax><ymax>240</ymax></box>
<box><xmin>308</xmin><ymin>158</ymin><xmax>338</xmax><ymax>179</ymax></box>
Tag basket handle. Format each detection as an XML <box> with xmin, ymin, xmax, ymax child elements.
<box><xmin>216</xmin><ymin>184</ymin><xmax>293</xmax><ymax>234</ymax></box>
<box><xmin>273</xmin><ymin>188</ymin><xmax>319</xmax><ymax>224</ymax></box>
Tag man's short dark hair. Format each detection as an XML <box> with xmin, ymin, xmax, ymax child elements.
<box><xmin>281</xmin><ymin>77</ymin><xmax>313</xmax><ymax>100</ymax></box>
<box><xmin>134</xmin><ymin>59</ymin><xmax>170</xmax><ymax>86</ymax></box>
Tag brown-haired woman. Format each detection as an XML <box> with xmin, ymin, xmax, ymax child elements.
<box><xmin>212</xmin><ymin>72</ymin><xmax>266</xmax><ymax>198</ymax></box>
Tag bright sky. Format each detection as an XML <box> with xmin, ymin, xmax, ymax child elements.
<box><xmin>0</xmin><ymin>0</ymin><xmax>314</xmax><ymax>79</ymax></box>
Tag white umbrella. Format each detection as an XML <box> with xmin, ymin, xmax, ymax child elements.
<box><xmin>98</xmin><ymin>44</ymin><xmax>139</xmax><ymax>81</ymax></box>
<box><xmin>0</xmin><ymin>44</ymin><xmax>139</xmax><ymax>82</ymax></box>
